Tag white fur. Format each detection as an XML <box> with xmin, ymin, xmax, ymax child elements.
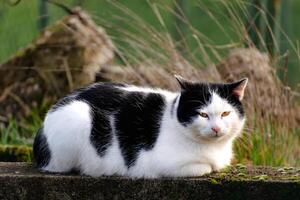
<box><xmin>42</xmin><ymin>86</ymin><xmax>245</xmax><ymax>178</ymax></box>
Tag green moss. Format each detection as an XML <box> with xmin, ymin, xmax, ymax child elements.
<box><xmin>236</xmin><ymin>173</ymin><xmax>247</xmax><ymax>178</ymax></box>
<box><xmin>253</xmin><ymin>175</ymin><xmax>269</xmax><ymax>181</ymax></box>
<box><xmin>0</xmin><ymin>145</ymin><xmax>33</xmax><ymax>162</ymax></box>
<box><xmin>283</xmin><ymin>167</ymin><xmax>294</xmax><ymax>170</ymax></box>
<box><xmin>281</xmin><ymin>175</ymin><xmax>300</xmax><ymax>181</ymax></box>
<box><xmin>218</xmin><ymin>173</ymin><xmax>227</xmax><ymax>179</ymax></box>
<box><xmin>277</xmin><ymin>168</ymin><xmax>285</xmax><ymax>172</ymax></box>
<box><xmin>235</xmin><ymin>163</ymin><xmax>247</xmax><ymax>170</ymax></box>
<box><xmin>220</xmin><ymin>166</ymin><xmax>233</xmax><ymax>173</ymax></box>
<box><xmin>210</xmin><ymin>178</ymin><xmax>220</xmax><ymax>185</ymax></box>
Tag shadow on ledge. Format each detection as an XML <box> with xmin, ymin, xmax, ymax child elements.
<box><xmin>0</xmin><ymin>162</ymin><xmax>299</xmax><ymax>200</ymax></box>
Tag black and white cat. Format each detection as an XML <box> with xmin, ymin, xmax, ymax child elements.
<box><xmin>33</xmin><ymin>76</ymin><xmax>248</xmax><ymax>178</ymax></box>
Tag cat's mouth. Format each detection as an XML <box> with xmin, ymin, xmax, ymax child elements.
<box><xmin>205</xmin><ymin>133</ymin><xmax>226</xmax><ymax>141</ymax></box>
<box><xmin>190</xmin><ymin>131</ymin><xmax>227</xmax><ymax>143</ymax></box>
<box><xmin>212</xmin><ymin>132</ymin><xmax>225</xmax><ymax>138</ymax></box>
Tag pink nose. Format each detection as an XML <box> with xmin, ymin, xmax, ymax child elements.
<box><xmin>211</xmin><ymin>127</ymin><xmax>220</xmax><ymax>133</ymax></box>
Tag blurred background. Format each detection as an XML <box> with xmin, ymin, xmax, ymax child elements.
<box><xmin>0</xmin><ymin>0</ymin><xmax>299</xmax><ymax>167</ymax></box>
<box><xmin>1</xmin><ymin>0</ymin><xmax>300</xmax><ymax>86</ymax></box>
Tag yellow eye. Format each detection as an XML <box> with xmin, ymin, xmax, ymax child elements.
<box><xmin>221</xmin><ymin>111</ymin><xmax>231</xmax><ymax>117</ymax></box>
<box><xmin>199</xmin><ymin>112</ymin><xmax>209</xmax><ymax>118</ymax></box>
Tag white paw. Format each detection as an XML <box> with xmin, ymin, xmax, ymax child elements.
<box><xmin>172</xmin><ymin>163</ymin><xmax>213</xmax><ymax>177</ymax></box>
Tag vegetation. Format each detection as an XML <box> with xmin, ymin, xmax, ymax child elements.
<box><xmin>0</xmin><ymin>0</ymin><xmax>299</xmax><ymax>167</ymax></box>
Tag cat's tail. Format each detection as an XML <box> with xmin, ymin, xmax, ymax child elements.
<box><xmin>33</xmin><ymin>127</ymin><xmax>51</xmax><ymax>169</ymax></box>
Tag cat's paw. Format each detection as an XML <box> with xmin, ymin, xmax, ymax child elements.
<box><xmin>193</xmin><ymin>164</ymin><xmax>213</xmax><ymax>176</ymax></box>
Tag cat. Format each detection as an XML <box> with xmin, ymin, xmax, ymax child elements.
<box><xmin>33</xmin><ymin>76</ymin><xmax>248</xmax><ymax>178</ymax></box>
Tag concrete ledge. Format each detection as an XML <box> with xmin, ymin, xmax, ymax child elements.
<box><xmin>0</xmin><ymin>163</ymin><xmax>299</xmax><ymax>200</ymax></box>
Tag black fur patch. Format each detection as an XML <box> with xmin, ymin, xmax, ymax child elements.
<box><xmin>115</xmin><ymin>92</ymin><xmax>165</xmax><ymax>167</ymax></box>
<box><xmin>177</xmin><ymin>83</ymin><xmax>212</xmax><ymax>125</ymax></box>
<box><xmin>177</xmin><ymin>82</ymin><xmax>245</xmax><ymax>126</ymax></box>
<box><xmin>74</xmin><ymin>83</ymin><xmax>166</xmax><ymax>167</ymax></box>
<box><xmin>49</xmin><ymin>88</ymin><xmax>85</xmax><ymax>112</ymax></box>
<box><xmin>33</xmin><ymin>127</ymin><xmax>51</xmax><ymax>168</ymax></box>
<box><xmin>76</xmin><ymin>83</ymin><xmax>126</xmax><ymax>156</ymax></box>
<box><xmin>47</xmin><ymin>82</ymin><xmax>127</xmax><ymax>157</ymax></box>
<box><xmin>89</xmin><ymin>112</ymin><xmax>112</xmax><ymax>157</ymax></box>
<box><xmin>49</xmin><ymin>83</ymin><xmax>125</xmax><ymax>112</ymax></box>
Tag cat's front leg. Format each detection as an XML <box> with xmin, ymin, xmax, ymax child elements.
<box><xmin>170</xmin><ymin>163</ymin><xmax>212</xmax><ymax>177</ymax></box>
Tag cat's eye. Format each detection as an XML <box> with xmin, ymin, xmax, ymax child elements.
<box><xmin>199</xmin><ymin>112</ymin><xmax>209</xmax><ymax>118</ymax></box>
<box><xmin>221</xmin><ymin>111</ymin><xmax>231</xmax><ymax>117</ymax></box>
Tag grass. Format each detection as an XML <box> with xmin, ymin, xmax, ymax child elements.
<box><xmin>0</xmin><ymin>0</ymin><xmax>300</xmax><ymax>166</ymax></box>
<box><xmin>0</xmin><ymin>119</ymin><xmax>27</xmax><ymax>145</ymax></box>
<box><xmin>235</xmin><ymin>122</ymin><xmax>300</xmax><ymax>167</ymax></box>
<box><xmin>0</xmin><ymin>99</ymin><xmax>48</xmax><ymax>147</ymax></box>
<box><xmin>0</xmin><ymin>110</ymin><xmax>43</xmax><ymax>146</ymax></box>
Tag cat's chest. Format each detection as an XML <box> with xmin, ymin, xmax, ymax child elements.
<box><xmin>182</xmin><ymin>142</ymin><xmax>230</xmax><ymax>161</ymax></box>
<box><xmin>152</xmin><ymin>137</ymin><xmax>232</xmax><ymax>168</ymax></box>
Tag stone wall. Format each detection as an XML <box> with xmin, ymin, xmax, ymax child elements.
<box><xmin>0</xmin><ymin>162</ymin><xmax>299</xmax><ymax>200</ymax></box>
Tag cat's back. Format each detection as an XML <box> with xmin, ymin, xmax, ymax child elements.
<box><xmin>49</xmin><ymin>82</ymin><xmax>174</xmax><ymax>113</ymax></box>
<box><xmin>49</xmin><ymin>82</ymin><xmax>127</xmax><ymax>113</ymax></box>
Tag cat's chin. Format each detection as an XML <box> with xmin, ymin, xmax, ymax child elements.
<box><xmin>188</xmin><ymin>132</ymin><xmax>232</xmax><ymax>143</ymax></box>
<box><xmin>200</xmin><ymin>135</ymin><xmax>227</xmax><ymax>143</ymax></box>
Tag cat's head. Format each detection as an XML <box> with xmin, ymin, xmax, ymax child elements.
<box><xmin>175</xmin><ymin>76</ymin><xmax>248</xmax><ymax>143</ymax></box>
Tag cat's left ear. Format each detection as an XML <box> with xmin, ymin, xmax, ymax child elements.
<box><xmin>174</xmin><ymin>75</ymin><xmax>191</xmax><ymax>90</ymax></box>
<box><xmin>228</xmin><ymin>78</ymin><xmax>248</xmax><ymax>101</ymax></box>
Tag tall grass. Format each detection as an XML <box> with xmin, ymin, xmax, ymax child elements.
<box><xmin>235</xmin><ymin>121</ymin><xmax>300</xmax><ymax>166</ymax></box>
<box><xmin>0</xmin><ymin>107</ymin><xmax>44</xmax><ymax>146</ymax></box>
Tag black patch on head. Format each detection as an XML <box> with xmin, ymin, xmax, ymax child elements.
<box><xmin>177</xmin><ymin>82</ymin><xmax>245</xmax><ymax>126</ymax></box>
<box><xmin>33</xmin><ymin>127</ymin><xmax>51</xmax><ymax>168</ymax></box>
<box><xmin>115</xmin><ymin>92</ymin><xmax>165</xmax><ymax>168</ymax></box>
<box><xmin>177</xmin><ymin>83</ymin><xmax>212</xmax><ymax>125</ymax></box>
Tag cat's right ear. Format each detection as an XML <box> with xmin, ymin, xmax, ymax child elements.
<box><xmin>175</xmin><ymin>75</ymin><xmax>190</xmax><ymax>90</ymax></box>
<box><xmin>229</xmin><ymin>78</ymin><xmax>248</xmax><ymax>101</ymax></box>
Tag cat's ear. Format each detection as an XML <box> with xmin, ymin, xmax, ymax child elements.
<box><xmin>229</xmin><ymin>78</ymin><xmax>248</xmax><ymax>101</ymax></box>
<box><xmin>174</xmin><ymin>75</ymin><xmax>190</xmax><ymax>90</ymax></box>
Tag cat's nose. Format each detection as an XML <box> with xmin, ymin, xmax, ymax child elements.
<box><xmin>211</xmin><ymin>126</ymin><xmax>220</xmax><ymax>134</ymax></box>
